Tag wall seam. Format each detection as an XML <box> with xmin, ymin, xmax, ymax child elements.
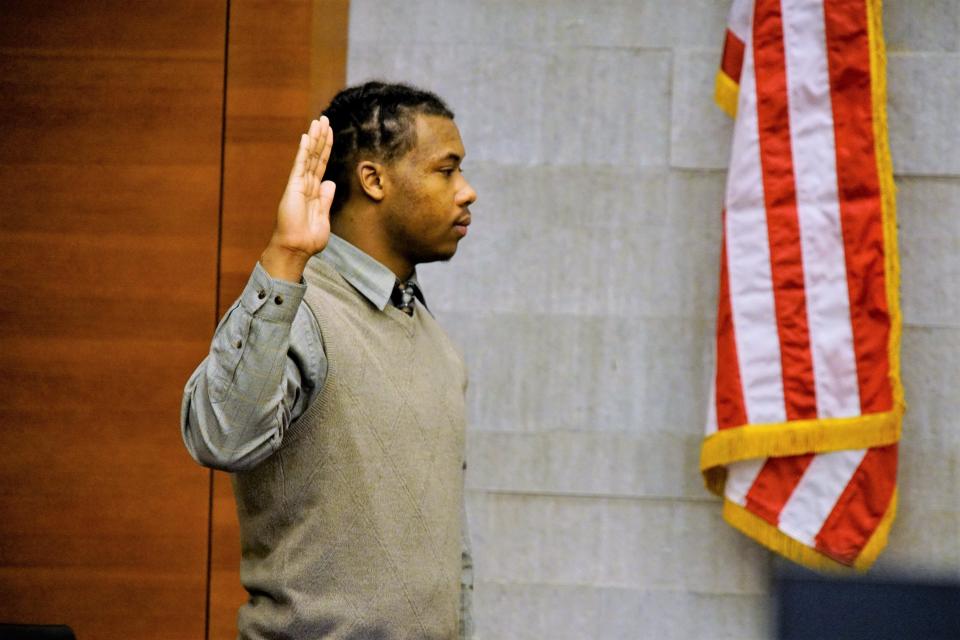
<box><xmin>207</xmin><ymin>0</ymin><xmax>233</xmax><ymax>638</ymax></box>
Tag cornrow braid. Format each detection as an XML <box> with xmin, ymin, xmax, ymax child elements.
<box><xmin>321</xmin><ymin>81</ymin><xmax>454</xmax><ymax>214</ymax></box>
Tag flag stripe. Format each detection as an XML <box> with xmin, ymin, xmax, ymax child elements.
<box><xmin>725</xmin><ymin>27</ymin><xmax>786</xmax><ymax>427</ymax></box>
<box><xmin>715</xmin><ymin>211</ymin><xmax>748</xmax><ymax>430</ymax></box>
<box><xmin>728</xmin><ymin>0</ymin><xmax>755</xmax><ymax>41</ymax></box>
<box><xmin>753</xmin><ymin>0</ymin><xmax>818</xmax><ymax>421</ymax></box>
<box><xmin>777</xmin><ymin>448</ymin><xmax>867</xmax><ymax>545</ymax></box>
<box><xmin>721</xmin><ymin>28</ymin><xmax>746</xmax><ymax>83</ymax></box>
<box><xmin>781</xmin><ymin>0</ymin><xmax>861</xmax><ymax>419</ymax></box>
<box><xmin>823</xmin><ymin>0</ymin><xmax>892</xmax><ymax>414</ymax></box>
<box><xmin>815</xmin><ymin>444</ymin><xmax>898</xmax><ymax>563</ymax></box>
<box><xmin>744</xmin><ymin>454</ymin><xmax>814</xmax><ymax>524</ymax></box>
<box><xmin>725</xmin><ymin>458</ymin><xmax>767</xmax><ymax>506</ymax></box>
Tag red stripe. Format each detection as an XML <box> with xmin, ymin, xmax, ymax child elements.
<box><xmin>721</xmin><ymin>28</ymin><xmax>746</xmax><ymax>83</ymax></box>
<box><xmin>753</xmin><ymin>0</ymin><xmax>818</xmax><ymax>421</ymax></box>
<box><xmin>823</xmin><ymin>0</ymin><xmax>892</xmax><ymax>414</ymax></box>
<box><xmin>716</xmin><ymin>211</ymin><xmax>748</xmax><ymax>429</ymax></box>
<box><xmin>745</xmin><ymin>454</ymin><xmax>815</xmax><ymax>525</ymax></box>
<box><xmin>815</xmin><ymin>444</ymin><xmax>898</xmax><ymax>564</ymax></box>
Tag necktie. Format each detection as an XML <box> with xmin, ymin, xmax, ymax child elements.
<box><xmin>391</xmin><ymin>281</ymin><xmax>417</xmax><ymax>316</ymax></box>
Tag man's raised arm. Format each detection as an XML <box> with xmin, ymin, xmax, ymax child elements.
<box><xmin>179</xmin><ymin>118</ymin><xmax>336</xmax><ymax>471</ymax></box>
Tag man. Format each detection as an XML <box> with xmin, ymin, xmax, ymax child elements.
<box><xmin>181</xmin><ymin>81</ymin><xmax>477</xmax><ymax>640</ymax></box>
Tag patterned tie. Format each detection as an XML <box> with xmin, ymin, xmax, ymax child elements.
<box><xmin>391</xmin><ymin>280</ymin><xmax>417</xmax><ymax>315</ymax></box>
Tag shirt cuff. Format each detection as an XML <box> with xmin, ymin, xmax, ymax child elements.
<box><xmin>239</xmin><ymin>262</ymin><xmax>308</xmax><ymax>323</ymax></box>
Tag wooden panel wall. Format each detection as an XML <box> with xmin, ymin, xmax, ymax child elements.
<box><xmin>210</xmin><ymin>2</ymin><xmax>349</xmax><ymax>637</ymax></box>
<box><xmin>0</xmin><ymin>2</ymin><xmax>226</xmax><ymax>638</ymax></box>
<box><xmin>0</xmin><ymin>1</ymin><xmax>347</xmax><ymax>637</ymax></box>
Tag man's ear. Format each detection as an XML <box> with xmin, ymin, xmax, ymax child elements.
<box><xmin>357</xmin><ymin>161</ymin><xmax>386</xmax><ymax>202</ymax></box>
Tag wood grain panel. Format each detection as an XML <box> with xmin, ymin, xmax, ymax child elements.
<box><xmin>209</xmin><ymin>1</ymin><xmax>349</xmax><ymax>637</ymax></box>
<box><xmin>0</xmin><ymin>2</ymin><xmax>226</xmax><ymax>638</ymax></box>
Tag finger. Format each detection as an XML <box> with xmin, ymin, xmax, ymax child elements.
<box><xmin>306</xmin><ymin>173</ymin><xmax>320</xmax><ymax>199</ymax></box>
<box><xmin>307</xmin><ymin>118</ymin><xmax>321</xmax><ymax>141</ymax></box>
<box><xmin>310</xmin><ymin>150</ymin><xmax>324</xmax><ymax>176</ymax></box>
<box><xmin>316</xmin><ymin>115</ymin><xmax>329</xmax><ymax>143</ymax></box>
<box><xmin>308</xmin><ymin>129</ymin><xmax>326</xmax><ymax>175</ymax></box>
<box><xmin>318</xmin><ymin>121</ymin><xmax>334</xmax><ymax>175</ymax></box>
<box><xmin>300</xmin><ymin>119</ymin><xmax>319</xmax><ymax>169</ymax></box>
<box><xmin>317</xmin><ymin>180</ymin><xmax>337</xmax><ymax>216</ymax></box>
<box><xmin>289</xmin><ymin>133</ymin><xmax>311</xmax><ymax>180</ymax></box>
<box><xmin>310</xmin><ymin>116</ymin><xmax>331</xmax><ymax>174</ymax></box>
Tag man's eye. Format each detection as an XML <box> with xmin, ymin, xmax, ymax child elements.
<box><xmin>439</xmin><ymin>168</ymin><xmax>455</xmax><ymax>176</ymax></box>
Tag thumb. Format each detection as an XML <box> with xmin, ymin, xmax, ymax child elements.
<box><xmin>318</xmin><ymin>180</ymin><xmax>337</xmax><ymax>215</ymax></box>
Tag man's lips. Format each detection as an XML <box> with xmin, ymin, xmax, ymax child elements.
<box><xmin>454</xmin><ymin>212</ymin><xmax>471</xmax><ymax>236</ymax></box>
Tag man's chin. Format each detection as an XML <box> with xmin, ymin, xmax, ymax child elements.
<box><xmin>415</xmin><ymin>245</ymin><xmax>459</xmax><ymax>265</ymax></box>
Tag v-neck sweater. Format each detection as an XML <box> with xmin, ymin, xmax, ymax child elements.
<box><xmin>231</xmin><ymin>257</ymin><xmax>468</xmax><ymax>640</ymax></box>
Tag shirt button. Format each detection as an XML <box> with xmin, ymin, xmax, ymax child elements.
<box><xmin>274</xmin><ymin>295</ymin><xmax>283</xmax><ymax>305</ymax></box>
<box><xmin>257</xmin><ymin>289</ymin><xmax>266</xmax><ymax>300</ymax></box>
<box><xmin>235</xmin><ymin>340</ymin><xmax>242</xmax><ymax>349</ymax></box>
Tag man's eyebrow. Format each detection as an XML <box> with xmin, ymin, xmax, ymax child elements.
<box><xmin>434</xmin><ymin>151</ymin><xmax>463</xmax><ymax>164</ymax></box>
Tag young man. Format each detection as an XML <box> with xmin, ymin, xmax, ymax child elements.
<box><xmin>181</xmin><ymin>82</ymin><xmax>477</xmax><ymax>640</ymax></box>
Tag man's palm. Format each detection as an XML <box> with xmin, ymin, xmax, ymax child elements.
<box><xmin>275</xmin><ymin>117</ymin><xmax>336</xmax><ymax>257</ymax></box>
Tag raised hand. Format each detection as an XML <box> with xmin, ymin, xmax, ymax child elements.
<box><xmin>261</xmin><ymin>117</ymin><xmax>337</xmax><ymax>282</ymax></box>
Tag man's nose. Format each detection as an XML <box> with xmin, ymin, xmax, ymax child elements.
<box><xmin>458</xmin><ymin>177</ymin><xmax>477</xmax><ymax>206</ymax></box>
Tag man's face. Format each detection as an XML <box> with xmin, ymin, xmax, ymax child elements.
<box><xmin>382</xmin><ymin>114</ymin><xmax>477</xmax><ymax>268</ymax></box>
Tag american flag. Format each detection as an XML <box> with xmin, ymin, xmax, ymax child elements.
<box><xmin>701</xmin><ymin>0</ymin><xmax>903</xmax><ymax>570</ymax></box>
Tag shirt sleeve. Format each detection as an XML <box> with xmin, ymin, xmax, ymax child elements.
<box><xmin>180</xmin><ymin>262</ymin><xmax>327</xmax><ymax>471</ymax></box>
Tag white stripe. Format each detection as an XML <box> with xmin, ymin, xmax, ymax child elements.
<box><xmin>725</xmin><ymin>23</ymin><xmax>787</xmax><ymax>426</ymax></box>
<box><xmin>777</xmin><ymin>449</ymin><xmax>868</xmax><ymax>545</ymax></box>
<box><xmin>781</xmin><ymin>0</ymin><xmax>861</xmax><ymax>419</ymax></box>
<box><xmin>725</xmin><ymin>458</ymin><xmax>767</xmax><ymax>506</ymax></box>
<box><xmin>728</xmin><ymin>0</ymin><xmax>755</xmax><ymax>43</ymax></box>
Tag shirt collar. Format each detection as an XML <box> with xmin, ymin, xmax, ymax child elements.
<box><xmin>317</xmin><ymin>234</ymin><xmax>420</xmax><ymax>311</ymax></box>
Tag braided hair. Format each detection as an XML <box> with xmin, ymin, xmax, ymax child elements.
<box><xmin>321</xmin><ymin>81</ymin><xmax>455</xmax><ymax>214</ymax></box>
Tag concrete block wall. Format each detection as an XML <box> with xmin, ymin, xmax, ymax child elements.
<box><xmin>345</xmin><ymin>1</ymin><xmax>960</xmax><ymax>637</ymax></box>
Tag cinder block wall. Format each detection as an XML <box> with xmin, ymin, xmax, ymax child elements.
<box><xmin>345</xmin><ymin>2</ymin><xmax>960</xmax><ymax>638</ymax></box>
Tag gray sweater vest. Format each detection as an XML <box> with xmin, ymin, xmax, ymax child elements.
<box><xmin>232</xmin><ymin>258</ymin><xmax>468</xmax><ymax>640</ymax></box>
